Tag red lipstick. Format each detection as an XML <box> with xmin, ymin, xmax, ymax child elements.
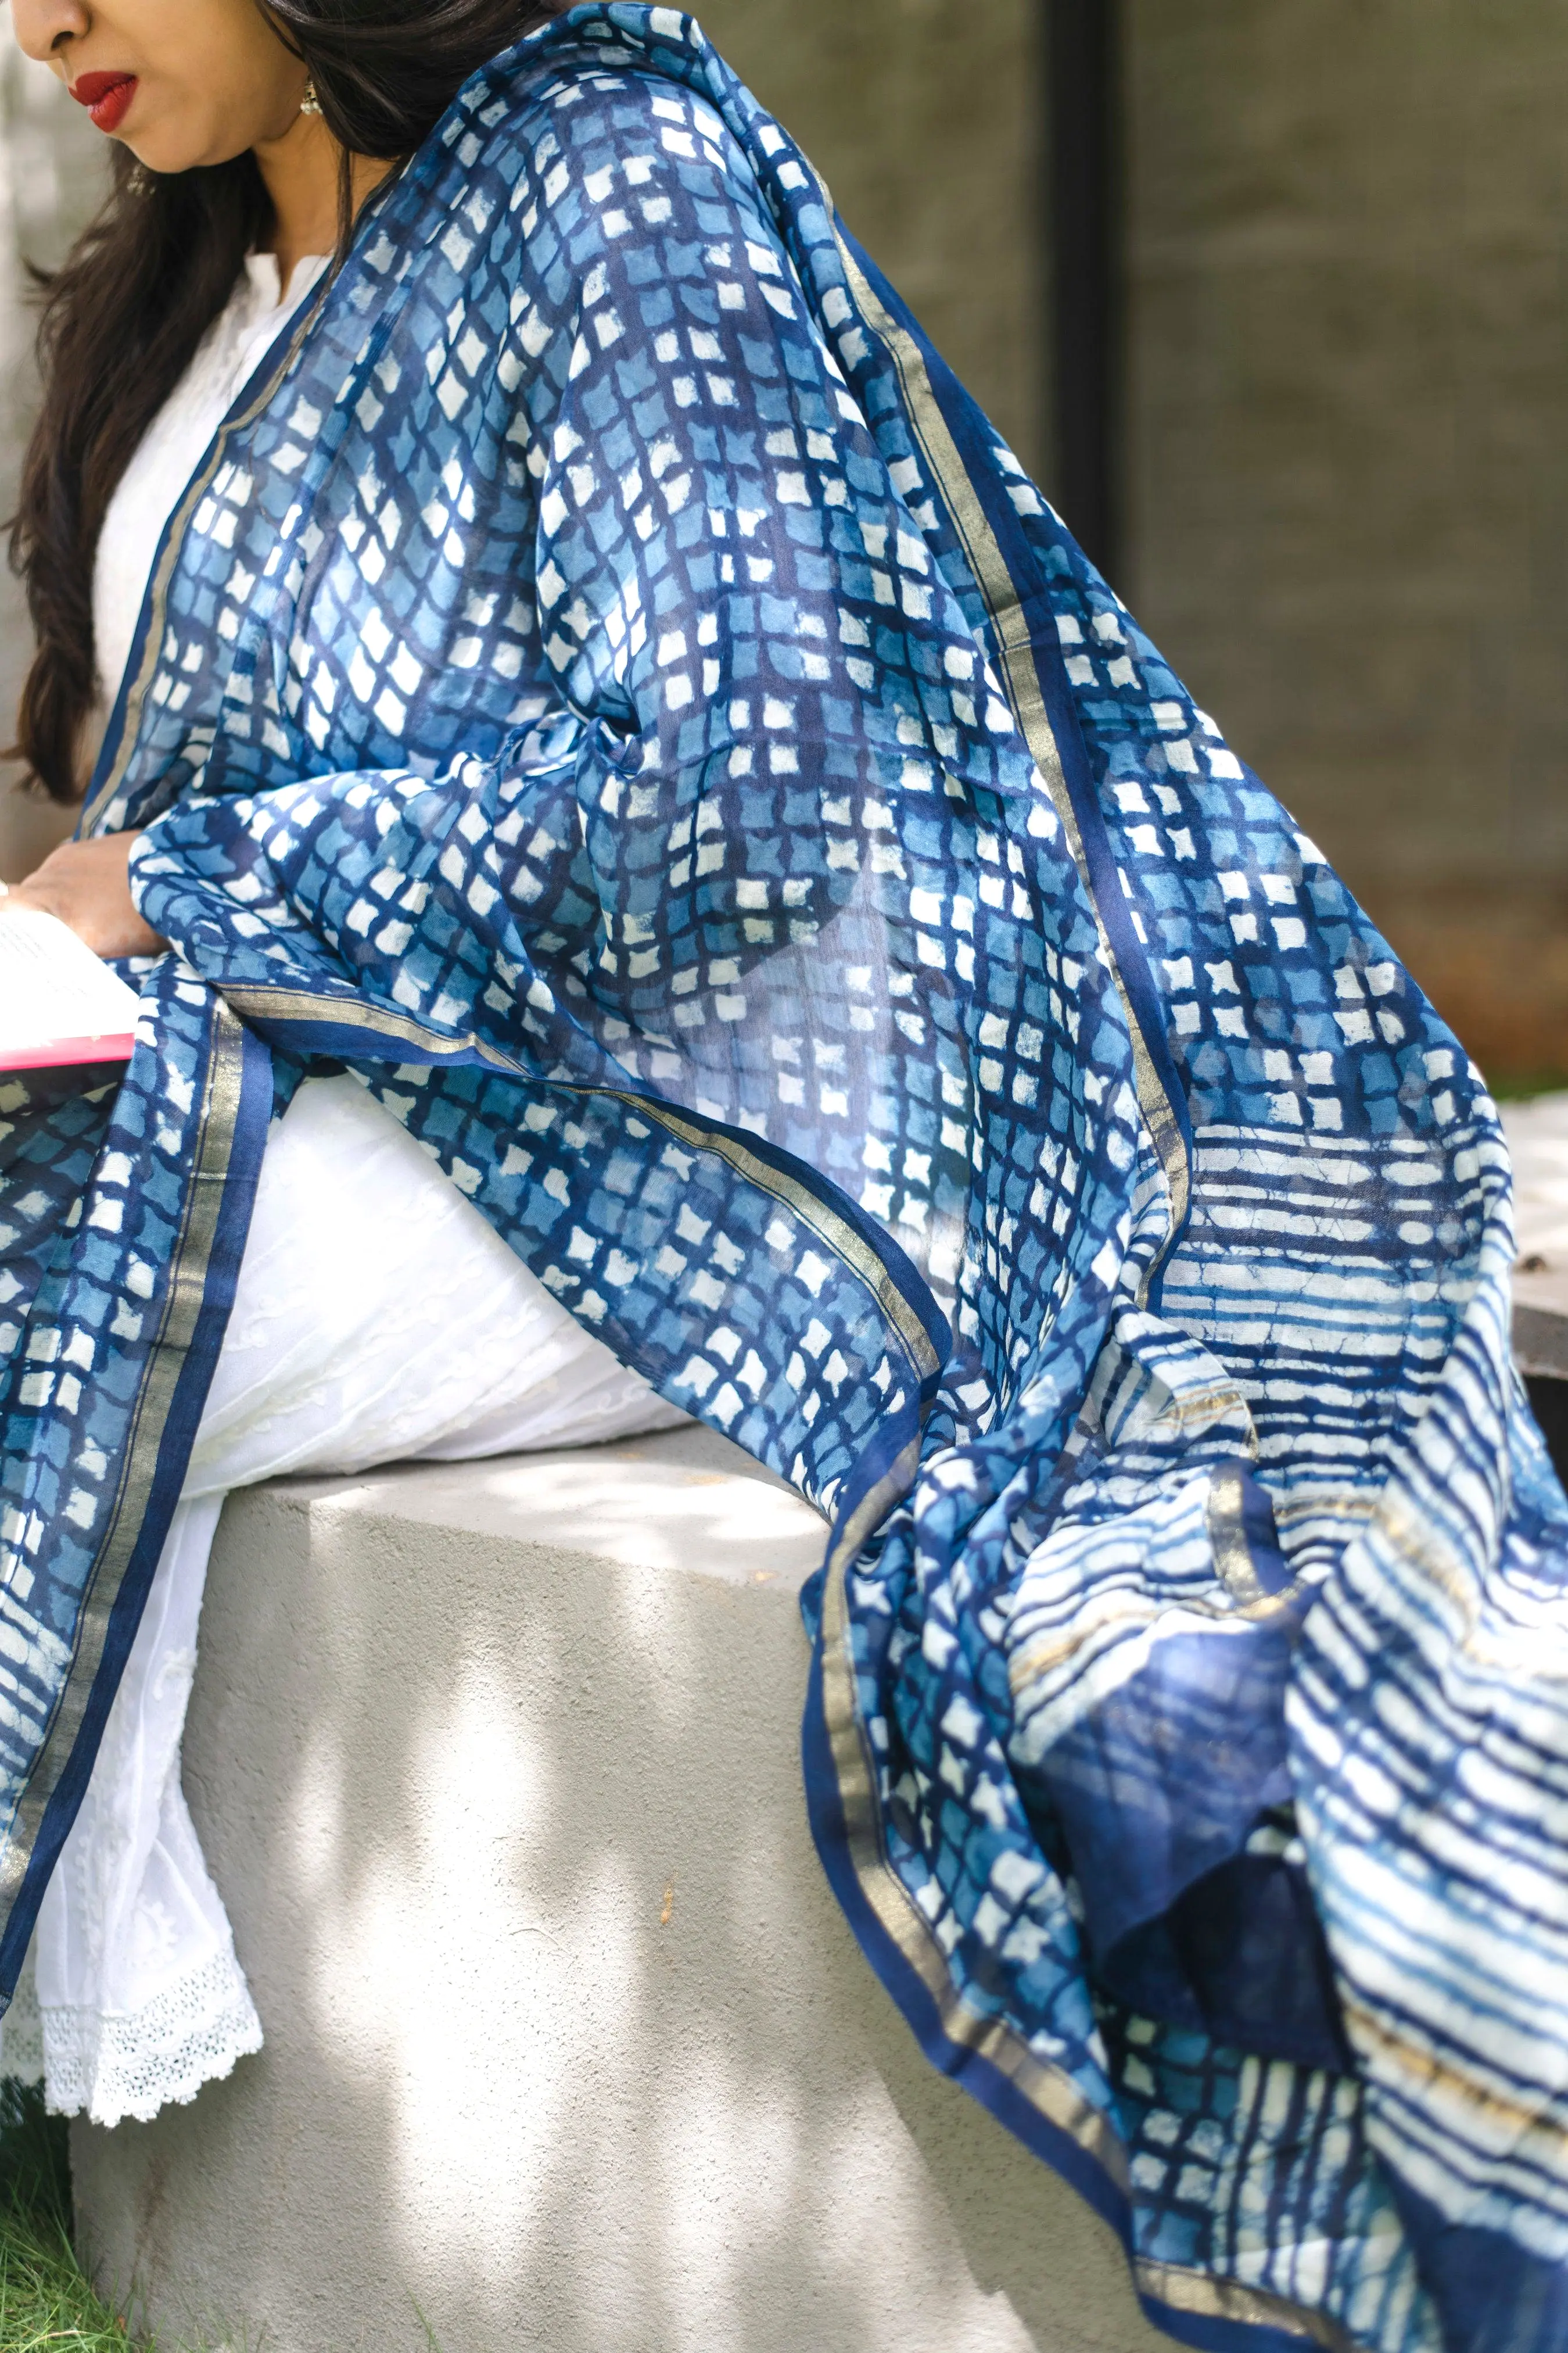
<box><xmin>71</xmin><ymin>72</ymin><xmax>138</xmax><ymax>134</ymax></box>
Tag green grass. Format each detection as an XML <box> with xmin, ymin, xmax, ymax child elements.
<box><xmin>0</xmin><ymin>2082</ymin><xmax>138</xmax><ymax>2349</ymax></box>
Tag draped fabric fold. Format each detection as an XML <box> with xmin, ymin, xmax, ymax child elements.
<box><xmin>2</xmin><ymin>9</ymin><xmax>1565</xmax><ymax>2345</ymax></box>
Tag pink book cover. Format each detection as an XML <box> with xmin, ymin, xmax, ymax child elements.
<box><xmin>1</xmin><ymin>1032</ymin><xmax>137</xmax><ymax>1074</ymax></box>
<box><xmin>1</xmin><ymin>910</ymin><xmax>143</xmax><ymax>1077</ymax></box>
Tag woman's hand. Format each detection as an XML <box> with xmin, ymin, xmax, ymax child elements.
<box><xmin>0</xmin><ymin>833</ymin><xmax>167</xmax><ymax>958</ymax></box>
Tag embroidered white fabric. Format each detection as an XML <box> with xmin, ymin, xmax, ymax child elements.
<box><xmin>2</xmin><ymin>1949</ymin><xmax>43</xmax><ymax>2088</ymax></box>
<box><xmin>0</xmin><ymin>262</ymin><xmax>687</xmax><ymax>2128</ymax></box>
<box><xmin>7</xmin><ymin>1078</ymin><xmax>686</xmax><ymax>2129</ymax></box>
<box><xmin>42</xmin><ymin>1947</ymin><xmax>268</xmax><ymax>2130</ymax></box>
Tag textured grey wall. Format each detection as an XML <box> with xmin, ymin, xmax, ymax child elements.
<box><xmin>1124</xmin><ymin>0</ymin><xmax>1568</xmax><ymax>1072</ymax></box>
<box><xmin>697</xmin><ymin>0</ymin><xmax>1047</xmax><ymax>474</ymax></box>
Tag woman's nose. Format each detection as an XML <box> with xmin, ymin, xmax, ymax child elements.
<box><xmin>10</xmin><ymin>0</ymin><xmax>93</xmax><ymax>69</ymax></box>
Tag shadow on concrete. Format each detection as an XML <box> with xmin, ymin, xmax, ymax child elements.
<box><xmin>71</xmin><ymin>1428</ymin><xmax>1164</xmax><ymax>2353</ymax></box>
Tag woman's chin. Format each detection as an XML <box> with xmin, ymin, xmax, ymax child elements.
<box><xmin>123</xmin><ymin>128</ymin><xmax>252</xmax><ymax>178</ymax></box>
<box><xmin>120</xmin><ymin>137</ymin><xmax>185</xmax><ymax>177</ymax></box>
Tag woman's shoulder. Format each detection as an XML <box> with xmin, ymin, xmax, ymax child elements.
<box><xmin>355</xmin><ymin>13</ymin><xmax>803</xmax><ymax>396</ymax></box>
<box><xmin>446</xmin><ymin>12</ymin><xmax>770</xmax><ymax>236</ymax></box>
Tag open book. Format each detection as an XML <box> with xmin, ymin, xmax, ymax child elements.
<box><xmin>0</xmin><ymin>908</ymin><xmax>143</xmax><ymax>1074</ymax></box>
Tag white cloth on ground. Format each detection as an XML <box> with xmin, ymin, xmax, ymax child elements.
<box><xmin>1</xmin><ymin>248</ymin><xmax>687</xmax><ymax>2125</ymax></box>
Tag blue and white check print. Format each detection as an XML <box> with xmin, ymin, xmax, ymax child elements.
<box><xmin>1</xmin><ymin>12</ymin><xmax>1564</xmax><ymax>2347</ymax></box>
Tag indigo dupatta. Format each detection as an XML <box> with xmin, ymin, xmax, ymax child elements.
<box><xmin>1</xmin><ymin>12</ymin><xmax>1564</xmax><ymax>2347</ymax></box>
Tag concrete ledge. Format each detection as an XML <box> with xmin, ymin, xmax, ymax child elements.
<box><xmin>1506</xmin><ymin>1097</ymin><xmax>1568</xmax><ymax>1380</ymax></box>
<box><xmin>71</xmin><ymin>1424</ymin><xmax>1161</xmax><ymax>2353</ymax></box>
<box><xmin>1513</xmin><ymin>1270</ymin><xmax>1568</xmax><ymax>1381</ymax></box>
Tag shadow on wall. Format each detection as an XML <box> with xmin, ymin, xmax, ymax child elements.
<box><xmin>70</xmin><ymin>1449</ymin><xmax>1167</xmax><ymax>2353</ymax></box>
<box><xmin>1122</xmin><ymin>0</ymin><xmax>1568</xmax><ymax>1092</ymax></box>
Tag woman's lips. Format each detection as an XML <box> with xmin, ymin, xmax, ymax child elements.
<box><xmin>70</xmin><ymin>72</ymin><xmax>138</xmax><ymax>134</ymax></box>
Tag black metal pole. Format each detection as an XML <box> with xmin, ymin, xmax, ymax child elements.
<box><xmin>1047</xmin><ymin>0</ymin><xmax>1123</xmax><ymax>583</ymax></box>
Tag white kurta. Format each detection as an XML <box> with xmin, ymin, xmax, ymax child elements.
<box><xmin>1</xmin><ymin>256</ymin><xmax>684</xmax><ymax>2125</ymax></box>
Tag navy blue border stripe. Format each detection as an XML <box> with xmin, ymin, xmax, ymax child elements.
<box><xmin>84</xmin><ymin>281</ymin><xmax>335</xmax><ymax>828</ymax></box>
<box><xmin>803</xmin><ymin>1645</ymin><xmax>1350</xmax><ymax>2352</ymax></box>
<box><xmin>84</xmin><ymin>167</ymin><xmax>414</xmax><ymax>832</ymax></box>
<box><xmin>801</xmin><ymin>1634</ymin><xmax>1127</xmax><ymax>2237</ymax></box>
<box><xmin>0</xmin><ymin>1013</ymin><xmax>273</xmax><ymax>1998</ymax></box>
<box><xmin>1138</xmin><ymin>2300</ymin><xmax>1343</xmax><ymax>2353</ymax></box>
<box><xmin>816</xmin><ymin>1344</ymin><xmax>950</xmax><ymax>1585</ymax></box>
<box><xmin>223</xmin><ymin>994</ymin><xmax>955</xmax><ymax>1382</ymax></box>
<box><xmin>620</xmin><ymin>1094</ymin><xmax>954</xmax><ymax>1377</ymax></box>
<box><xmin>839</xmin><ymin>232</ymin><xmax>1196</xmax><ymax>1284</ymax></box>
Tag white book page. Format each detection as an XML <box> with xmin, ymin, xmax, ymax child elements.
<box><xmin>0</xmin><ymin>909</ymin><xmax>144</xmax><ymax>1058</ymax></box>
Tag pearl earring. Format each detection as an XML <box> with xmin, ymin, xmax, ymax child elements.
<box><xmin>300</xmin><ymin>79</ymin><xmax>322</xmax><ymax>117</ymax></box>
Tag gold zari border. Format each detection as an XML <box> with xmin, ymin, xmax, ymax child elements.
<box><xmin>813</xmin><ymin>205</ymin><xmax>1362</xmax><ymax>2353</ymax></box>
<box><xmin>0</xmin><ymin>997</ymin><xmax>249</xmax><ymax>1909</ymax></box>
<box><xmin>827</xmin><ymin>223</ymin><xmax>1190</xmax><ymax>1257</ymax></box>
<box><xmin>818</xmin><ymin>1528</ymin><xmax>1128</xmax><ymax>2180</ymax></box>
<box><xmin>1137</xmin><ymin>2261</ymin><xmax>1358</xmax><ymax>2353</ymax></box>
<box><xmin>220</xmin><ymin>982</ymin><xmax>943</xmax><ymax>1392</ymax></box>
<box><xmin>84</xmin><ymin>278</ymin><xmax>335</xmax><ymax>839</ymax></box>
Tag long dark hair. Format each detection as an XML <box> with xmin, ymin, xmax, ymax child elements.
<box><xmin>9</xmin><ymin>0</ymin><xmax>566</xmax><ymax>804</ymax></box>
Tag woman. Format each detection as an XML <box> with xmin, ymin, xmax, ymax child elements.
<box><xmin>0</xmin><ymin>4</ymin><xmax>1562</xmax><ymax>2346</ymax></box>
<box><xmin>0</xmin><ymin>0</ymin><xmax>689</xmax><ymax>2121</ymax></box>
